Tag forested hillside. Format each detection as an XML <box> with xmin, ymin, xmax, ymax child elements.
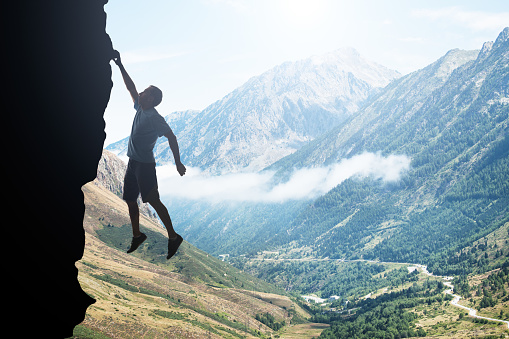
<box><xmin>266</xmin><ymin>28</ymin><xmax>509</xmax><ymax>276</ymax></box>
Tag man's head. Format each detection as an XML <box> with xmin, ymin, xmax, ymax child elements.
<box><xmin>139</xmin><ymin>85</ymin><xmax>163</xmax><ymax>109</ymax></box>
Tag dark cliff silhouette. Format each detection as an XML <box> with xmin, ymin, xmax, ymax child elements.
<box><xmin>3</xmin><ymin>1</ymin><xmax>113</xmax><ymax>336</ymax></box>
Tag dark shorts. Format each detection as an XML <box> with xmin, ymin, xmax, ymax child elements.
<box><xmin>123</xmin><ymin>158</ymin><xmax>160</xmax><ymax>203</ymax></box>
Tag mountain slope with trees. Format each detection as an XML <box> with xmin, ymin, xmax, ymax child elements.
<box><xmin>266</xmin><ymin>28</ymin><xmax>509</xmax><ymax>276</ymax></box>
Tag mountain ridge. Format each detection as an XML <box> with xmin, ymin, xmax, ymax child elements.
<box><xmin>163</xmin><ymin>46</ymin><xmax>485</xmax><ymax>257</ymax></box>
<box><xmin>108</xmin><ymin>48</ymin><xmax>400</xmax><ymax>173</ymax></box>
<box><xmin>267</xmin><ymin>48</ymin><xmax>481</xmax><ymax>171</ymax></box>
<box><xmin>264</xmin><ymin>27</ymin><xmax>509</xmax><ymax>275</ymax></box>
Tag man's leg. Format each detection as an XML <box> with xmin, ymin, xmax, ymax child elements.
<box><xmin>148</xmin><ymin>198</ymin><xmax>177</xmax><ymax>239</ymax></box>
<box><xmin>148</xmin><ymin>197</ymin><xmax>183</xmax><ymax>260</ymax></box>
<box><xmin>126</xmin><ymin>200</ymin><xmax>141</xmax><ymax>238</ymax></box>
<box><xmin>123</xmin><ymin>159</ymin><xmax>144</xmax><ymax>241</ymax></box>
<box><xmin>125</xmin><ymin>200</ymin><xmax>147</xmax><ymax>253</ymax></box>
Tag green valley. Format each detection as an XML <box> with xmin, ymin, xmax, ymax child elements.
<box><xmin>72</xmin><ymin>164</ymin><xmax>509</xmax><ymax>338</ymax></box>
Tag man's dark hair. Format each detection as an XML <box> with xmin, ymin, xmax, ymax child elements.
<box><xmin>149</xmin><ymin>85</ymin><xmax>163</xmax><ymax>107</ymax></box>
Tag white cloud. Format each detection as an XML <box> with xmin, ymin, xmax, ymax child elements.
<box><xmin>413</xmin><ymin>7</ymin><xmax>509</xmax><ymax>32</ymax></box>
<box><xmin>157</xmin><ymin>152</ymin><xmax>411</xmax><ymax>203</ymax></box>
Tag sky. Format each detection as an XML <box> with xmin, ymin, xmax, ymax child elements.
<box><xmin>103</xmin><ymin>0</ymin><xmax>509</xmax><ymax>145</ymax></box>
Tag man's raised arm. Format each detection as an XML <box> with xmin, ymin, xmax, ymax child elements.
<box><xmin>112</xmin><ymin>50</ymin><xmax>139</xmax><ymax>103</ymax></box>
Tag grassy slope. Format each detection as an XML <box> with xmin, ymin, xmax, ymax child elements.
<box><xmin>71</xmin><ymin>182</ymin><xmax>311</xmax><ymax>338</ymax></box>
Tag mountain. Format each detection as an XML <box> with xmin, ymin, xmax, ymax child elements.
<box><xmin>78</xmin><ymin>25</ymin><xmax>509</xmax><ymax>336</ymax></box>
<box><xmin>107</xmin><ymin>48</ymin><xmax>400</xmax><ymax>173</ymax></box>
<box><xmin>264</xmin><ymin>27</ymin><xmax>509</xmax><ymax>275</ymax></box>
<box><xmin>268</xmin><ymin>48</ymin><xmax>480</xmax><ymax>170</ymax></box>
<box><xmin>160</xmin><ymin>28</ymin><xmax>509</xmax><ymax>278</ymax></box>
<box><xmin>74</xmin><ymin>150</ymin><xmax>312</xmax><ymax>338</ymax></box>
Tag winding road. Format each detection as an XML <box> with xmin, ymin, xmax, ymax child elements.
<box><xmin>250</xmin><ymin>256</ymin><xmax>509</xmax><ymax>328</ymax></box>
<box><xmin>360</xmin><ymin>262</ymin><xmax>509</xmax><ymax>328</ymax></box>
<box><xmin>412</xmin><ymin>265</ymin><xmax>509</xmax><ymax>329</ymax></box>
<box><xmin>442</xmin><ymin>280</ymin><xmax>509</xmax><ymax>328</ymax></box>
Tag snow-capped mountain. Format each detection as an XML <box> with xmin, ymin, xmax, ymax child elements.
<box><xmin>107</xmin><ymin>48</ymin><xmax>400</xmax><ymax>173</ymax></box>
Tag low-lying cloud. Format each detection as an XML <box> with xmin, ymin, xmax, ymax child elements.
<box><xmin>156</xmin><ymin>152</ymin><xmax>411</xmax><ymax>203</ymax></box>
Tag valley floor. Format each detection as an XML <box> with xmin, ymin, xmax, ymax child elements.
<box><xmin>280</xmin><ymin>323</ymin><xmax>330</xmax><ymax>339</ymax></box>
<box><xmin>70</xmin><ymin>182</ymin><xmax>509</xmax><ymax>338</ymax></box>
<box><xmin>235</xmin><ymin>252</ymin><xmax>509</xmax><ymax>338</ymax></box>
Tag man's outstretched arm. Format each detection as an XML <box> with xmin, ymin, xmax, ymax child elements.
<box><xmin>112</xmin><ymin>50</ymin><xmax>139</xmax><ymax>103</ymax></box>
<box><xmin>164</xmin><ymin>130</ymin><xmax>186</xmax><ymax>176</ymax></box>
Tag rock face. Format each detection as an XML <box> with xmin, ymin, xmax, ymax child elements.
<box><xmin>96</xmin><ymin>150</ymin><xmax>128</xmax><ymax>197</ymax></box>
<box><xmin>4</xmin><ymin>1</ymin><xmax>113</xmax><ymax>336</ymax></box>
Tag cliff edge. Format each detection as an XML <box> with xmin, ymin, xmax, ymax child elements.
<box><xmin>3</xmin><ymin>1</ymin><xmax>113</xmax><ymax>336</ymax></box>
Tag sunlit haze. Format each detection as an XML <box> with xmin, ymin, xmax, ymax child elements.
<box><xmin>104</xmin><ymin>0</ymin><xmax>508</xmax><ymax>144</ymax></box>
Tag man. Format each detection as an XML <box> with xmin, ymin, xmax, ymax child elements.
<box><xmin>112</xmin><ymin>50</ymin><xmax>186</xmax><ymax>259</ymax></box>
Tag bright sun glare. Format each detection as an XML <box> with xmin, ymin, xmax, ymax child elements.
<box><xmin>278</xmin><ymin>0</ymin><xmax>329</xmax><ymax>27</ymax></box>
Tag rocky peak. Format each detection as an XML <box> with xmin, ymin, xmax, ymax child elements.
<box><xmin>476</xmin><ymin>27</ymin><xmax>508</xmax><ymax>63</ymax></box>
<box><xmin>432</xmin><ymin>48</ymin><xmax>479</xmax><ymax>79</ymax></box>
<box><xmin>310</xmin><ymin>47</ymin><xmax>401</xmax><ymax>87</ymax></box>
<box><xmin>494</xmin><ymin>27</ymin><xmax>509</xmax><ymax>47</ymax></box>
<box><xmin>95</xmin><ymin>149</ymin><xmax>126</xmax><ymax>197</ymax></box>
<box><xmin>480</xmin><ymin>41</ymin><xmax>494</xmax><ymax>57</ymax></box>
